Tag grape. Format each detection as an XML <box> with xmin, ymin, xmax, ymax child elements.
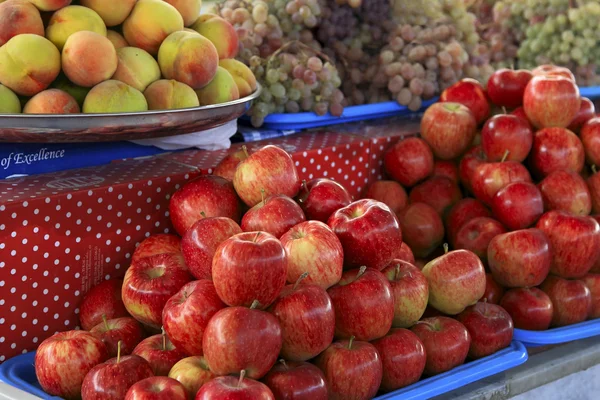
<box><xmin>409</xmin><ymin>78</ymin><xmax>424</xmax><ymax>96</ymax></box>
<box><xmin>307</xmin><ymin>57</ymin><xmax>323</xmax><ymax>72</ymax></box>
<box><xmin>314</xmin><ymin>102</ymin><xmax>329</xmax><ymax>116</ymax></box>
<box><xmin>388</xmin><ymin>75</ymin><xmax>405</xmax><ymax>93</ymax></box>
<box><xmin>408</xmin><ymin>95</ymin><xmax>422</xmax><ymax>112</ymax></box>
<box><xmin>396</xmin><ymin>88</ymin><xmax>412</xmax><ymax>106</ymax></box>
<box><xmin>270</xmin><ymin>83</ymin><xmax>286</xmax><ymax>98</ymax></box>
<box><xmin>330</xmin><ymin>102</ymin><xmax>344</xmax><ymax>116</ymax></box>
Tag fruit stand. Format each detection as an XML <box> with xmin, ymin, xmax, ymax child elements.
<box><xmin>2</xmin><ymin>0</ymin><xmax>600</xmax><ymax>399</ymax></box>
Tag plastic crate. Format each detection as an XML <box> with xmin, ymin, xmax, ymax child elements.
<box><xmin>513</xmin><ymin>319</ymin><xmax>600</xmax><ymax>348</ymax></box>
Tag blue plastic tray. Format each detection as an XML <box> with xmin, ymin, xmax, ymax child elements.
<box><xmin>579</xmin><ymin>86</ymin><xmax>600</xmax><ymax>100</ymax></box>
<box><xmin>1</xmin><ymin>342</ymin><xmax>526</xmax><ymax>400</ymax></box>
<box><xmin>513</xmin><ymin>319</ymin><xmax>600</xmax><ymax>348</ymax></box>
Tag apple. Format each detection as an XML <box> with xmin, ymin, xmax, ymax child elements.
<box><xmin>280</xmin><ymin>220</ymin><xmax>344</xmax><ymax>290</ymax></box>
<box><xmin>90</xmin><ymin>317</ymin><xmax>146</xmax><ymax>358</ymax></box>
<box><xmin>481</xmin><ymin>273</ymin><xmax>505</xmax><ymax>305</ymax></box>
<box><xmin>458</xmin><ymin>145</ymin><xmax>486</xmax><ymax>193</ymax></box>
<box><xmin>581</xmin><ymin>117</ymin><xmax>600</xmax><ymax>166</ymax></box>
<box><xmin>315</xmin><ymin>337</ymin><xmax>382</xmax><ymax>400</ymax></box>
<box><xmin>568</xmin><ymin>97</ymin><xmax>595</xmax><ymax>133</ymax></box>
<box><xmin>456</xmin><ymin>302</ymin><xmax>514</xmax><ymax>359</ymax></box>
<box><xmin>472</xmin><ymin>158</ymin><xmax>532</xmax><ymax>206</ymax></box>
<box><xmin>481</xmin><ymin>114</ymin><xmax>533</xmax><ymax>163</ymax></box>
<box><xmin>263</xmin><ymin>361</ymin><xmax>328</xmax><ymax>400</ymax></box>
<box><xmin>581</xmin><ymin>274</ymin><xmax>600</xmax><ymax>319</ymax></box>
<box><xmin>241</xmin><ymin>194</ymin><xmax>306</xmax><ymax>238</ymax></box>
<box><xmin>213</xmin><ymin>147</ymin><xmax>248</xmax><ymax>181</ymax></box>
<box><xmin>268</xmin><ymin>278</ymin><xmax>335</xmax><ymax>361</ymax></box>
<box><xmin>35</xmin><ymin>330</ymin><xmax>109</xmax><ymax>400</ymax></box>
<box><xmin>432</xmin><ymin>160</ymin><xmax>459</xmax><ymax>183</ymax></box>
<box><xmin>328</xmin><ymin>199</ymin><xmax>403</xmax><ymax>271</ymax></box>
<box><xmin>125</xmin><ymin>377</ymin><xmax>187</xmax><ymax>400</ymax></box>
<box><xmin>168</xmin><ymin>356</ymin><xmax>215</xmax><ymax>399</ymax></box>
<box><xmin>523</xmin><ymin>75</ymin><xmax>580</xmax><ymax>129</ymax></box>
<box><xmin>538</xmin><ymin>170</ymin><xmax>592</xmax><ymax>215</ymax></box>
<box><xmin>162</xmin><ymin>280</ymin><xmax>226</xmax><ymax>356</ymax></box>
<box><xmin>540</xmin><ymin>276</ymin><xmax>592</xmax><ymax>327</ymax></box>
<box><xmin>454</xmin><ymin>217</ymin><xmax>506</xmax><ymax>262</ymax></box>
<box><xmin>81</xmin><ymin>353</ymin><xmax>154</xmax><ymax>400</ymax></box>
<box><xmin>491</xmin><ymin>182</ymin><xmax>544</xmax><ymax>230</ymax></box>
<box><xmin>79</xmin><ymin>278</ymin><xmax>129</xmax><ymax>331</ymax></box>
<box><xmin>500</xmin><ymin>288</ymin><xmax>553</xmax><ymax>331</ymax></box>
<box><xmin>169</xmin><ymin>175</ymin><xmax>242</xmax><ymax>235</ymax></box>
<box><xmin>396</xmin><ymin>242</ymin><xmax>416</xmax><ymax>264</ymax></box>
<box><xmin>511</xmin><ymin>107</ymin><xmax>535</xmax><ymax>131</ymax></box>
<box><xmin>422</xmin><ymin>247</ymin><xmax>486</xmax><ymax>315</ymax></box>
<box><xmin>440</xmin><ymin>78</ymin><xmax>490</xmax><ymax>125</ymax></box>
<box><xmin>445</xmin><ymin>198</ymin><xmax>492</xmax><ymax>248</ymax></box>
<box><xmin>181</xmin><ymin>216</ymin><xmax>242</xmax><ymax>280</ymax></box>
<box><xmin>409</xmin><ymin>176</ymin><xmax>463</xmax><ymax>217</ymax></box>
<box><xmin>532</xmin><ymin>64</ymin><xmax>576</xmax><ymax>81</ymax></box>
<box><xmin>296</xmin><ymin>178</ymin><xmax>352</xmax><ymax>223</ymax></box>
<box><xmin>212</xmin><ymin>231</ymin><xmax>287</xmax><ymax>308</ymax></box>
<box><xmin>384</xmin><ymin>137</ymin><xmax>434</xmax><ymax>187</ymax></box>
<box><xmin>421</xmin><ymin>102</ymin><xmax>477</xmax><ymax>160</ymax></box>
<box><xmin>195</xmin><ymin>371</ymin><xmax>275</xmax><ymax>400</ymax></box>
<box><xmin>536</xmin><ymin>211</ymin><xmax>600</xmax><ymax>278</ymax></box>
<box><xmin>486</xmin><ymin>68</ymin><xmax>533</xmax><ymax>108</ymax></box>
<box><xmin>133</xmin><ymin>334</ymin><xmax>186</xmax><ymax>376</ymax></box>
<box><xmin>588</xmin><ymin>171</ymin><xmax>600</xmax><ymax>214</ymax></box>
<box><xmin>381</xmin><ymin>260</ymin><xmax>429</xmax><ymax>328</ymax></box>
<box><xmin>233</xmin><ymin>145</ymin><xmax>301</xmax><ymax>207</ymax></box>
<box><xmin>529</xmin><ymin>127</ymin><xmax>585</xmax><ymax>178</ymax></box>
<box><xmin>397</xmin><ymin>202</ymin><xmax>445</xmax><ymax>259</ymax></box>
<box><xmin>410</xmin><ymin>317</ymin><xmax>471</xmax><ymax>375</ymax></box>
<box><xmin>132</xmin><ymin>234</ymin><xmax>181</xmax><ymax>263</ymax></box>
<box><xmin>122</xmin><ymin>253</ymin><xmax>192</xmax><ymax>329</ymax></box>
<box><xmin>327</xmin><ymin>266</ymin><xmax>394</xmax><ymax>341</ymax></box>
<box><xmin>364</xmin><ymin>180</ymin><xmax>408</xmax><ymax>213</ymax></box>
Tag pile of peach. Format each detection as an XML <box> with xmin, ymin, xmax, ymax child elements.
<box><xmin>0</xmin><ymin>0</ymin><xmax>258</xmax><ymax>115</ymax></box>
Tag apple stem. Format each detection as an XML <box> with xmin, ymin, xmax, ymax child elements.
<box><xmin>443</xmin><ymin>243</ymin><xmax>449</xmax><ymax>254</ymax></box>
<box><xmin>102</xmin><ymin>314</ymin><xmax>109</xmax><ymax>331</ymax></box>
<box><xmin>279</xmin><ymin>359</ymin><xmax>288</xmax><ymax>370</ymax></box>
<box><xmin>242</xmin><ymin>146</ymin><xmax>249</xmax><ymax>158</ymax></box>
<box><xmin>250</xmin><ymin>300</ymin><xmax>261</xmax><ymax>310</ymax></box>
<box><xmin>357</xmin><ymin>266</ymin><xmax>367</xmax><ymax>278</ymax></box>
<box><xmin>293</xmin><ymin>272</ymin><xmax>310</xmax><ymax>290</ymax></box>
<box><xmin>260</xmin><ymin>188</ymin><xmax>266</xmax><ymax>205</ymax></box>
<box><xmin>302</xmin><ymin>180</ymin><xmax>308</xmax><ymax>193</ymax></box>
<box><xmin>200</xmin><ymin>211</ymin><xmax>206</xmax><ymax>218</ymax></box>
<box><xmin>238</xmin><ymin>370</ymin><xmax>246</xmax><ymax>388</ymax></box>
<box><xmin>502</xmin><ymin>106</ymin><xmax>507</xmax><ymax>114</ymax></box>
<box><xmin>253</xmin><ymin>232</ymin><xmax>261</xmax><ymax>243</ymax></box>
<box><xmin>415</xmin><ymin>320</ymin><xmax>436</xmax><ymax>330</ymax></box>
<box><xmin>348</xmin><ymin>336</ymin><xmax>355</xmax><ymax>350</ymax></box>
<box><xmin>501</xmin><ymin>150</ymin><xmax>510</xmax><ymax>162</ymax></box>
<box><xmin>593</xmin><ymin>165</ymin><xmax>598</xmax><ymax>175</ymax></box>
<box><xmin>161</xmin><ymin>327</ymin><xmax>167</xmax><ymax>351</ymax></box>
<box><xmin>117</xmin><ymin>340</ymin><xmax>122</xmax><ymax>364</ymax></box>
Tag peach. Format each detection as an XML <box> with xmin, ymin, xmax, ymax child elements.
<box><xmin>45</xmin><ymin>5</ymin><xmax>107</xmax><ymax>50</ymax></box>
<box><xmin>51</xmin><ymin>75</ymin><xmax>90</xmax><ymax>106</ymax></box>
<box><xmin>80</xmin><ymin>0</ymin><xmax>136</xmax><ymax>27</ymax></box>
<box><xmin>83</xmin><ymin>80</ymin><xmax>148</xmax><ymax>113</ymax></box>
<box><xmin>0</xmin><ymin>84</ymin><xmax>21</xmax><ymax>113</ymax></box>
<box><xmin>106</xmin><ymin>30</ymin><xmax>128</xmax><ymax>49</ymax></box>
<box><xmin>61</xmin><ymin>31</ymin><xmax>118</xmax><ymax>87</ymax></box>
<box><xmin>122</xmin><ymin>0</ymin><xmax>184</xmax><ymax>56</ymax></box>
<box><xmin>219</xmin><ymin>58</ymin><xmax>257</xmax><ymax>97</ymax></box>
<box><xmin>191</xmin><ymin>14</ymin><xmax>238</xmax><ymax>59</ymax></box>
<box><xmin>0</xmin><ymin>0</ymin><xmax>44</xmax><ymax>46</ymax></box>
<box><xmin>0</xmin><ymin>34</ymin><xmax>61</xmax><ymax>96</ymax></box>
<box><xmin>144</xmin><ymin>79</ymin><xmax>199</xmax><ymax>110</ymax></box>
<box><xmin>157</xmin><ymin>31</ymin><xmax>219</xmax><ymax>89</ymax></box>
<box><xmin>113</xmin><ymin>47</ymin><xmax>161</xmax><ymax>92</ymax></box>
<box><xmin>163</xmin><ymin>0</ymin><xmax>202</xmax><ymax>27</ymax></box>
<box><xmin>28</xmin><ymin>0</ymin><xmax>71</xmax><ymax>12</ymax></box>
<box><xmin>23</xmin><ymin>88</ymin><xmax>80</xmax><ymax>113</ymax></box>
<box><xmin>195</xmin><ymin>67</ymin><xmax>239</xmax><ymax>106</ymax></box>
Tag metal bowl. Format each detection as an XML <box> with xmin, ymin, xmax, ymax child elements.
<box><xmin>0</xmin><ymin>85</ymin><xmax>261</xmax><ymax>143</ymax></box>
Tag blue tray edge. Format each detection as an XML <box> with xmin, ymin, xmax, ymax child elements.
<box><xmin>514</xmin><ymin>319</ymin><xmax>600</xmax><ymax>347</ymax></box>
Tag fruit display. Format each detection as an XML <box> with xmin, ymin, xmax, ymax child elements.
<box><xmin>0</xmin><ymin>0</ymin><xmax>258</xmax><ymax>115</ymax></box>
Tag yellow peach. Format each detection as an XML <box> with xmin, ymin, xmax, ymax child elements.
<box><xmin>191</xmin><ymin>14</ymin><xmax>238</xmax><ymax>59</ymax></box>
<box><xmin>163</xmin><ymin>0</ymin><xmax>202</xmax><ymax>27</ymax></box>
<box><xmin>195</xmin><ymin>67</ymin><xmax>239</xmax><ymax>106</ymax></box>
<box><xmin>79</xmin><ymin>0</ymin><xmax>136</xmax><ymax>27</ymax></box>
<box><xmin>144</xmin><ymin>79</ymin><xmax>199</xmax><ymax>110</ymax></box>
<box><xmin>106</xmin><ymin>30</ymin><xmax>128</xmax><ymax>49</ymax></box>
<box><xmin>28</xmin><ymin>0</ymin><xmax>71</xmax><ymax>12</ymax></box>
<box><xmin>83</xmin><ymin>80</ymin><xmax>148</xmax><ymax>113</ymax></box>
<box><xmin>0</xmin><ymin>0</ymin><xmax>44</xmax><ymax>46</ymax></box>
<box><xmin>45</xmin><ymin>5</ymin><xmax>107</xmax><ymax>50</ymax></box>
<box><xmin>61</xmin><ymin>31</ymin><xmax>118</xmax><ymax>87</ymax></box>
<box><xmin>0</xmin><ymin>84</ymin><xmax>21</xmax><ymax>113</ymax></box>
<box><xmin>113</xmin><ymin>47</ymin><xmax>161</xmax><ymax>92</ymax></box>
<box><xmin>218</xmin><ymin>58</ymin><xmax>257</xmax><ymax>97</ymax></box>
<box><xmin>51</xmin><ymin>75</ymin><xmax>90</xmax><ymax>106</ymax></box>
<box><xmin>23</xmin><ymin>88</ymin><xmax>80</xmax><ymax>113</ymax></box>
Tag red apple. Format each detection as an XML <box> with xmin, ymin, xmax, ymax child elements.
<box><xmin>491</xmin><ymin>182</ymin><xmax>545</xmax><ymax>230</ymax></box>
<box><xmin>523</xmin><ymin>75</ymin><xmax>580</xmax><ymax>129</ymax></box>
<box><xmin>456</xmin><ymin>302</ymin><xmax>514</xmax><ymax>359</ymax></box>
<box><xmin>588</xmin><ymin>172</ymin><xmax>600</xmax><ymax>214</ymax></box>
<box><xmin>536</xmin><ymin>211</ymin><xmax>600</xmax><ymax>278</ymax></box>
<box><xmin>540</xmin><ymin>276</ymin><xmax>592</xmax><ymax>327</ymax></box>
<box><xmin>432</xmin><ymin>160</ymin><xmax>459</xmax><ymax>183</ymax></box>
<box><xmin>35</xmin><ymin>330</ymin><xmax>109</xmax><ymax>400</ymax></box>
<box><xmin>169</xmin><ymin>175</ymin><xmax>242</xmax><ymax>235</ymax></box>
<box><xmin>212</xmin><ymin>231</ymin><xmax>286</xmax><ymax>308</ymax></box>
<box><xmin>454</xmin><ymin>217</ymin><xmax>506</xmax><ymax>262</ymax></box>
<box><xmin>233</xmin><ymin>145</ymin><xmax>301</xmax><ymax>207</ymax></box>
<box><xmin>592</xmin><ymin>215</ymin><xmax>600</xmax><ymax>273</ymax></box>
<box><xmin>529</xmin><ymin>127</ymin><xmax>585</xmax><ymax>178</ymax></box>
<box><xmin>268</xmin><ymin>279</ymin><xmax>335</xmax><ymax>361</ymax></box>
<box><xmin>384</xmin><ymin>137</ymin><xmax>434</xmax><ymax>187</ymax></box>
<box><xmin>539</xmin><ymin>170</ymin><xmax>592</xmax><ymax>215</ymax></box>
<box><xmin>168</xmin><ymin>356</ymin><xmax>215</xmax><ymax>399</ymax></box>
<box><xmin>315</xmin><ymin>338</ymin><xmax>382</xmax><ymax>400</ymax></box>
<box><xmin>327</xmin><ymin>267</ymin><xmax>394</xmax><ymax>341</ymax></box>
<box><xmin>296</xmin><ymin>178</ymin><xmax>352</xmax><ymax>223</ymax></box>
<box><xmin>421</xmin><ymin>102</ymin><xmax>478</xmax><ymax>160</ymax></box>
<box><xmin>132</xmin><ymin>234</ymin><xmax>181</xmax><ymax>263</ymax></box>
<box><xmin>372</xmin><ymin>329</ymin><xmax>426</xmax><ymax>392</ymax></box>
<box><xmin>203</xmin><ymin>304</ymin><xmax>282</xmax><ymax>379</ymax></box>
<box><xmin>328</xmin><ymin>199</ymin><xmax>403</xmax><ymax>271</ymax></box>
<box><xmin>125</xmin><ymin>377</ymin><xmax>187</xmax><ymax>400</ymax></box>
<box><xmin>532</xmin><ymin>64</ymin><xmax>576</xmax><ymax>81</ymax></box>
<box><xmin>422</xmin><ymin>247</ymin><xmax>486</xmax><ymax>315</ymax></box>
<box><xmin>90</xmin><ymin>317</ymin><xmax>146</xmax><ymax>358</ymax></box>
<box><xmin>364</xmin><ymin>180</ymin><xmax>408</xmax><ymax>213</ymax></box>
<box><xmin>241</xmin><ymin>194</ymin><xmax>306</xmax><ymax>238</ymax></box>
<box><xmin>482</xmin><ymin>273</ymin><xmax>505</xmax><ymax>305</ymax></box>
<box><xmin>481</xmin><ymin>114</ymin><xmax>533</xmax><ymax>163</ymax></box>
<box><xmin>79</xmin><ymin>279</ymin><xmax>129</xmax><ymax>331</ymax></box>
<box><xmin>263</xmin><ymin>361</ymin><xmax>328</xmax><ymax>400</ymax></box>
<box><xmin>486</xmin><ymin>68</ymin><xmax>533</xmax><ymax>109</ymax></box>
<box><xmin>396</xmin><ymin>242</ymin><xmax>416</xmax><ymax>264</ymax></box>
<box><xmin>500</xmin><ymin>288</ymin><xmax>553</xmax><ymax>331</ymax></box>
<box><xmin>280</xmin><ymin>220</ymin><xmax>343</xmax><ymax>290</ymax></box>
<box><xmin>382</xmin><ymin>260</ymin><xmax>429</xmax><ymax>328</ymax></box>
<box><xmin>459</xmin><ymin>145</ymin><xmax>486</xmax><ymax>193</ymax></box>
<box><xmin>581</xmin><ymin>117</ymin><xmax>600</xmax><ymax>166</ymax></box>
<box><xmin>568</xmin><ymin>97</ymin><xmax>595</xmax><ymax>133</ymax></box>
<box><xmin>213</xmin><ymin>148</ymin><xmax>248</xmax><ymax>181</ymax></box>
<box><xmin>397</xmin><ymin>202</ymin><xmax>445</xmax><ymax>259</ymax></box>
<box><xmin>581</xmin><ymin>274</ymin><xmax>600</xmax><ymax>319</ymax></box>
<box><xmin>472</xmin><ymin>159</ymin><xmax>532</xmax><ymax>206</ymax></box>
<box><xmin>122</xmin><ymin>253</ymin><xmax>192</xmax><ymax>329</ymax></box>
<box><xmin>196</xmin><ymin>372</ymin><xmax>275</xmax><ymax>400</ymax></box>
<box><xmin>445</xmin><ymin>198</ymin><xmax>492</xmax><ymax>248</ymax></box>
<box><xmin>410</xmin><ymin>317</ymin><xmax>471</xmax><ymax>375</ymax></box>
<box><xmin>133</xmin><ymin>334</ymin><xmax>186</xmax><ymax>376</ymax></box>
<box><xmin>409</xmin><ymin>176</ymin><xmax>463</xmax><ymax>217</ymax></box>
<box><xmin>511</xmin><ymin>107</ymin><xmax>535</xmax><ymax>131</ymax></box>
<box><xmin>162</xmin><ymin>280</ymin><xmax>226</xmax><ymax>356</ymax></box>
<box><xmin>440</xmin><ymin>78</ymin><xmax>490</xmax><ymax>125</ymax></box>
<box><xmin>81</xmin><ymin>354</ymin><xmax>154</xmax><ymax>400</ymax></box>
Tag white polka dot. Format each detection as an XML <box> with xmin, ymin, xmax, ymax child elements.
<box><xmin>54</xmin><ymin>313</ymin><xmax>59</xmax><ymax>319</ymax></box>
